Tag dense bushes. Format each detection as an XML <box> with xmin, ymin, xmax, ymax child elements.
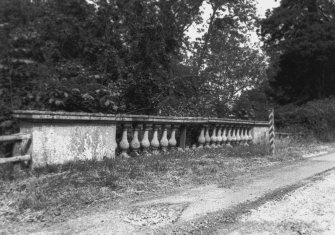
<box><xmin>230</xmin><ymin>85</ymin><xmax>270</xmax><ymax>121</ymax></box>
<box><xmin>0</xmin><ymin>0</ymin><xmax>267</xmax><ymax>121</ymax></box>
<box><xmin>275</xmin><ymin>98</ymin><xmax>335</xmax><ymax>141</ymax></box>
<box><xmin>0</xmin><ymin>0</ymin><xmax>191</xmax><ymax>118</ymax></box>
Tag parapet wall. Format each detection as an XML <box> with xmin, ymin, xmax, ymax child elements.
<box><xmin>13</xmin><ymin>110</ymin><xmax>269</xmax><ymax>168</ymax></box>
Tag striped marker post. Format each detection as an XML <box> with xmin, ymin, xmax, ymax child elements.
<box><xmin>269</xmin><ymin>108</ymin><xmax>275</xmax><ymax>155</ymax></box>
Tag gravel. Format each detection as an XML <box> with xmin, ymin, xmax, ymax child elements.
<box><xmin>225</xmin><ymin>171</ymin><xmax>335</xmax><ymax>235</ymax></box>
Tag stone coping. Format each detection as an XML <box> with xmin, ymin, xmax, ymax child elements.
<box><xmin>13</xmin><ymin>110</ymin><xmax>268</xmax><ymax>126</ymax></box>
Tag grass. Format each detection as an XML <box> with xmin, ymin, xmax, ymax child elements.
<box><xmin>0</xmin><ymin>139</ymin><xmax>331</xmax><ymax>225</ymax></box>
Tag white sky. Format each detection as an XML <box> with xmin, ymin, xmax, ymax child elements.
<box><xmin>186</xmin><ymin>0</ymin><xmax>280</xmax><ymax>43</ymax></box>
<box><xmin>257</xmin><ymin>0</ymin><xmax>280</xmax><ymax>17</ymax></box>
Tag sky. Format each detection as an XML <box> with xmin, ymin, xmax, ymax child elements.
<box><xmin>257</xmin><ymin>0</ymin><xmax>280</xmax><ymax>17</ymax></box>
<box><xmin>186</xmin><ymin>0</ymin><xmax>280</xmax><ymax>43</ymax></box>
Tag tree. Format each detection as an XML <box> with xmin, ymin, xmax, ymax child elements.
<box><xmin>159</xmin><ymin>0</ymin><xmax>267</xmax><ymax>116</ymax></box>
<box><xmin>0</xmin><ymin>0</ymin><xmax>204</xmax><ymax>115</ymax></box>
<box><xmin>201</xmin><ymin>8</ymin><xmax>267</xmax><ymax>107</ymax></box>
<box><xmin>231</xmin><ymin>83</ymin><xmax>270</xmax><ymax>120</ymax></box>
<box><xmin>100</xmin><ymin>0</ymin><xmax>204</xmax><ymax>113</ymax></box>
<box><xmin>0</xmin><ymin>0</ymin><xmax>123</xmax><ymax>114</ymax></box>
<box><xmin>0</xmin><ymin>0</ymin><xmax>265</xmax><ymax>118</ymax></box>
<box><xmin>260</xmin><ymin>0</ymin><xmax>335</xmax><ymax>105</ymax></box>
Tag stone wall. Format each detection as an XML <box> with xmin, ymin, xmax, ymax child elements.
<box><xmin>20</xmin><ymin>121</ymin><xmax>117</xmax><ymax>167</ymax></box>
<box><xmin>252</xmin><ymin>126</ymin><xmax>269</xmax><ymax>145</ymax></box>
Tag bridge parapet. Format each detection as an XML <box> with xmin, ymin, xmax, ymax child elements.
<box><xmin>12</xmin><ymin>110</ymin><xmax>269</xmax><ymax>168</ymax></box>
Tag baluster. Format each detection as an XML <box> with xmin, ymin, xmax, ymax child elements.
<box><xmin>248</xmin><ymin>127</ymin><xmax>253</xmax><ymax>145</ymax></box>
<box><xmin>222</xmin><ymin>126</ymin><xmax>227</xmax><ymax>146</ymax></box>
<box><xmin>151</xmin><ymin>124</ymin><xmax>160</xmax><ymax>155</ymax></box>
<box><xmin>205</xmin><ymin>125</ymin><xmax>211</xmax><ymax>148</ymax></box>
<box><xmin>240</xmin><ymin>126</ymin><xmax>244</xmax><ymax>145</ymax></box>
<box><xmin>231</xmin><ymin>126</ymin><xmax>237</xmax><ymax>146</ymax></box>
<box><xmin>236</xmin><ymin>126</ymin><xmax>241</xmax><ymax>145</ymax></box>
<box><xmin>141</xmin><ymin>124</ymin><xmax>152</xmax><ymax>155</ymax></box>
<box><xmin>243</xmin><ymin>126</ymin><xmax>247</xmax><ymax>146</ymax></box>
<box><xmin>240</xmin><ymin>126</ymin><xmax>245</xmax><ymax>146</ymax></box>
<box><xmin>234</xmin><ymin>126</ymin><xmax>238</xmax><ymax>146</ymax></box>
<box><xmin>243</xmin><ymin>127</ymin><xmax>249</xmax><ymax>146</ymax></box>
<box><xmin>169</xmin><ymin>125</ymin><xmax>178</xmax><ymax>150</ymax></box>
<box><xmin>229</xmin><ymin>126</ymin><xmax>234</xmax><ymax>146</ymax></box>
<box><xmin>211</xmin><ymin>125</ymin><xmax>218</xmax><ymax>148</ymax></box>
<box><xmin>217</xmin><ymin>125</ymin><xmax>223</xmax><ymax>147</ymax></box>
<box><xmin>226</xmin><ymin>126</ymin><xmax>233</xmax><ymax>148</ymax></box>
<box><xmin>160</xmin><ymin>124</ymin><xmax>170</xmax><ymax>152</ymax></box>
<box><xmin>119</xmin><ymin>124</ymin><xmax>131</xmax><ymax>158</ymax></box>
<box><xmin>130</xmin><ymin>124</ymin><xmax>141</xmax><ymax>156</ymax></box>
<box><xmin>198</xmin><ymin>125</ymin><xmax>206</xmax><ymax>148</ymax></box>
<box><xmin>245</xmin><ymin>127</ymin><xmax>249</xmax><ymax>145</ymax></box>
<box><xmin>243</xmin><ymin>126</ymin><xmax>248</xmax><ymax>146</ymax></box>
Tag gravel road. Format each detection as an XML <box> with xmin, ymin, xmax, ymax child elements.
<box><xmin>5</xmin><ymin>152</ymin><xmax>335</xmax><ymax>235</ymax></box>
<box><xmin>216</xmin><ymin>170</ymin><xmax>335</xmax><ymax>235</ymax></box>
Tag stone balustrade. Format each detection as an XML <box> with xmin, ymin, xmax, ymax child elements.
<box><xmin>113</xmin><ymin>122</ymin><xmax>260</xmax><ymax>158</ymax></box>
<box><xmin>13</xmin><ymin>110</ymin><xmax>268</xmax><ymax>168</ymax></box>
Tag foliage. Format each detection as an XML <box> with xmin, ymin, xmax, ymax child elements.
<box><xmin>0</xmin><ymin>0</ymin><xmax>267</xmax><ymax>119</ymax></box>
<box><xmin>275</xmin><ymin>98</ymin><xmax>335</xmax><ymax>141</ymax></box>
<box><xmin>159</xmin><ymin>0</ymin><xmax>267</xmax><ymax>116</ymax></box>
<box><xmin>1</xmin><ymin>146</ymin><xmax>275</xmax><ymax>224</ymax></box>
<box><xmin>0</xmin><ymin>0</ymin><xmax>123</xmax><ymax>116</ymax></box>
<box><xmin>0</xmin><ymin>0</ymin><xmax>200</xmax><ymax>114</ymax></box>
<box><xmin>231</xmin><ymin>83</ymin><xmax>270</xmax><ymax>120</ymax></box>
<box><xmin>260</xmin><ymin>0</ymin><xmax>335</xmax><ymax>105</ymax></box>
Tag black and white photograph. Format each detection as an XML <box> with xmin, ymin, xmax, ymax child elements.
<box><xmin>1</xmin><ymin>0</ymin><xmax>335</xmax><ymax>234</ymax></box>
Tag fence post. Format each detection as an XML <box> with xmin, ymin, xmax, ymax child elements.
<box><xmin>269</xmin><ymin>108</ymin><xmax>275</xmax><ymax>155</ymax></box>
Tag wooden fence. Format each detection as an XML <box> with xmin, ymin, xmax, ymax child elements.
<box><xmin>0</xmin><ymin>133</ymin><xmax>31</xmax><ymax>166</ymax></box>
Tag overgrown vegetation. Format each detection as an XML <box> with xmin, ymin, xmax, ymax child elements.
<box><xmin>0</xmin><ymin>144</ymin><xmax>311</xmax><ymax>224</ymax></box>
<box><xmin>0</xmin><ymin>0</ymin><xmax>266</xmax><ymax>119</ymax></box>
<box><xmin>254</xmin><ymin>0</ymin><xmax>335</xmax><ymax>142</ymax></box>
<box><xmin>275</xmin><ymin>98</ymin><xmax>335</xmax><ymax>141</ymax></box>
<box><xmin>261</xmin><ymin>0</ymin><xmax>335</xmax><ymax>105</ymax></box>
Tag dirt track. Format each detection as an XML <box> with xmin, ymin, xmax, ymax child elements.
<box><xmin>17</xmin><ymin>152</ymin><xmax>335</xmax><ymax>235</ymax></box>
<box><xmin>216</xmin><ymin>170</ymin><xmax>335</xmax><ymax>235</ymax></box>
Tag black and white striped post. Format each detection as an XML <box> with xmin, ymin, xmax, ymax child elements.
<box><xmin>269</xmin><ymin>108</ymin><xmax>275</xmax><ymax>155</ymax></box>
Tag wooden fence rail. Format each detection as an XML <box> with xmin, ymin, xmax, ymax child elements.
<box><xmin>275</xmin><ymin>132</ymin><xmax>303</xmax><ymax>139</ymax></box>
<box><xmin>0</xmin><ymin>155</ymin><xmax>31</xmax><ymax>164</ymax></box>
<box><xmin>0</xmin><ymin>133</ymin><xmax>31</xmax><ymax>165</ymax></box>
<box><xmin>0</xmin><ymin>133</ymin><xmax>31</xmax><ymax>142</ymax></box>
